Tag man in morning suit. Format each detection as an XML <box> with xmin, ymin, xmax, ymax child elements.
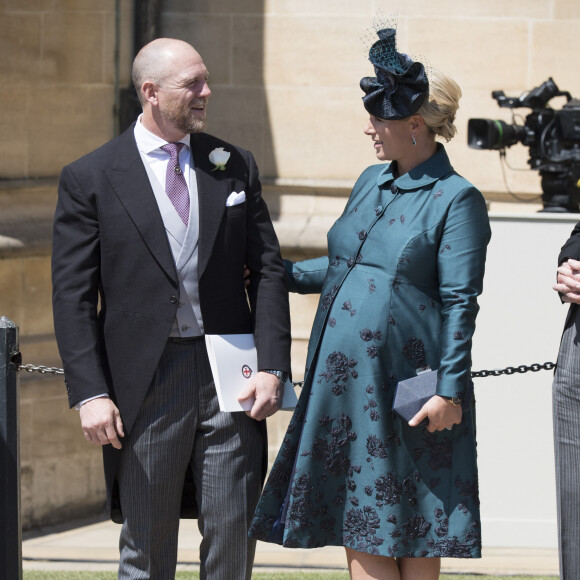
<box><xmin>553</xmin><ymin>222</ymin><xmax>580</xmax><ymax>580</ymax></box>
<box><xmin>51</xmin><ymin>38</ymin><xmax>291</xmax><ymax>579</ymax></box>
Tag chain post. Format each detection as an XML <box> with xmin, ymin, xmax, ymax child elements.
<box><xmin>0</xmin><ymin>317</ymin><xmax>23</xmax><ymax>580</ymax></box>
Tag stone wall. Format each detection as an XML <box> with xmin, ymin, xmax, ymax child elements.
<box><xmin>0</xmin><ymin>0</ymin><xmax>133</xmax><ymax>180</ymax></box>
<box><xmin>0</xmin><ymin>185</ymin><xmax>107</xmax><ymax>527</ymax></box>
<box><xmin>2</xmin><ymin>1</ymin><xmax>579</xmax><ymax>187</ymax></box>
<box><xmin>2</xmin><ymin>254</ymin><xmax>107</xmax><ymax>528</ymax></box>
<box><xmin>162</xmin><ymin>0</ymin><xmax>580</xmax><ymax>196</ymax></box>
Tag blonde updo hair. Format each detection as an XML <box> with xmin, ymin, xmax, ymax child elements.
<box><xmin>417</xmin><ymin>70</ymin><xmax>462</xmax><ymax>142</ymax></box>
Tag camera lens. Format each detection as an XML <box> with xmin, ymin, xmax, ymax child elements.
<box><xmin>468</xmin><ymin>119</ymin><xmax>520</xmax><ymax>150</ymax></box>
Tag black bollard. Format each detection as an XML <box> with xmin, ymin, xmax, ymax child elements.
<box><xmin>0</xmin><ymin>317</ymin><xmax>22</xmax><ymax>579</ymax></box>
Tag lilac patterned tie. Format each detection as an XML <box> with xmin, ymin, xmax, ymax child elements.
<box><xmin>160</xmin><ymin>142</ymin><xmax>190</xmax><ymax>225</ymax></box>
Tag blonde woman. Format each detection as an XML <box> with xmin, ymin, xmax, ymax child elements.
<box><xmin>250</xmin><ymin>26</ymin><xmax>490</xmax><ymax>580</ymax></box>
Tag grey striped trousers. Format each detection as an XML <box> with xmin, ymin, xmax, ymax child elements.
<box><xmin>116</xmin><ymin>338</ymin><xmax>264</xmax><ymax>580</ymax></box>
<box><xmin>553</xmin><ymin>307</ymin><xmax>580</xmax><ymax>580</ymax></box>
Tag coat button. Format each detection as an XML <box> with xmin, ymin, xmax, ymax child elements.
<box><xmin>390</xmin><ymin>184</ymin><xmax>398</xmax><ymax>194</ymax></box>
<box><xmin>170</xmin><ymin>296</ymin><xmax>178</xmax><ymax>304</ymax></box>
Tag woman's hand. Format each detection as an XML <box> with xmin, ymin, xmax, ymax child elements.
<box><xmin>408</xmin><ymin>395</ymin><xmax>462</xmax><ymax>433</ymax></box>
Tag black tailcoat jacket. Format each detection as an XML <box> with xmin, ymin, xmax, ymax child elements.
<box><xmin>559</xmin><ymin>220</ymin><xmax>580</xmax><ymax>326</ymax></box>
<box><xmin>52</xmin><ymin>125</ymin><xmax>291</xmax><ymax>522</ymax></box>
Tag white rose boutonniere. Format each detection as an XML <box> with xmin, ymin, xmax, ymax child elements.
<box><xmin>209</xmin><ymin>147</ymin><xmax>230</xmax><ymax>171</ymax></box>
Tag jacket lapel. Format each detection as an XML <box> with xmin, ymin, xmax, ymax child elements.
<box><xmin>191</xmin><ymin>133</ymin><xmax>229</xmax><ymax>277</ymax></box>
<box><xmin>103</xmin><ymin>127</ymin><xmax>178</xmax><ymax>284</ymax></box>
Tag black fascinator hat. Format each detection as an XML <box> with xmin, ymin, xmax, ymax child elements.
<box><xmin>360</xmin><ymin>27</ymin><xmax>429</xmax><ymax>120</ymax></box>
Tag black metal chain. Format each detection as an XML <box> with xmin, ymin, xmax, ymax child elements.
<box><xmin>17</xmin><ymin>364</ymin><xmax>64</xmax><ymax>376</ymax></box>
<box><xmin>10</xmin><ymin>349</ymin><xmax>65</xmax><ymax>375</ymax></box>
<box><xmin>13</xmin><ymin>353</ymin><xmax>556</xmax><ymax>383</ymax></box>
<box><xmin>292</xmin><ymin>361</ymin><xmax>557</xmax><ymax>389</ymax></box>
<box><xmin>471</xmin><ymin>361</ymin><xmax>556</xmax><ymax>378</ymax></box>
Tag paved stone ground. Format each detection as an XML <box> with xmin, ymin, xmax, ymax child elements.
<box><xmin>21</xmin><ymin>517</ymin><xmax>559</xmax><ymax>576</ymax></box>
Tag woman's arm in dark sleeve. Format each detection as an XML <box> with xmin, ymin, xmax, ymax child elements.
<box><xmin>436</xmin><ymin>186</ymin><xmax>491</xmax><ymax>400</ymax></box>
<box><xmin>284</xmin><ymin>256</ymin><xmax>329</xmax><ymax>294</ymax></box>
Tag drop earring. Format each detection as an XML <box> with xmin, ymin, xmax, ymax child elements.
<box><xmin>412</xmin><ymin>134</ymin><xmax>416</xmax><ymax>146</ymax></box>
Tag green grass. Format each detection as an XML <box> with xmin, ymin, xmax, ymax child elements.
<box><xmin>22</xmin><ymin>573</ymin><xmax>557</xmax><ymax>580</ymax></box>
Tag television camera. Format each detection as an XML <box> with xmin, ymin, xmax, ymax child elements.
<box><xmin>467</xmin><ymin>78</ymin><xmax>580</xmax><ymax>212</ymax></box>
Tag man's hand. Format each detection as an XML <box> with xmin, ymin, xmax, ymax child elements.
<box><xmin>79</xmin><ymin>397</ymin><xmax>125</xmax><ymax>449</ymax></box>
<box><xmin>554</xmin><ymin>258</ymin><xmax>580</xmax><ymax>304</ymax></box>
<box><xmin>408</xmin><ymin>395</ymin><xmax>462</xmax><ymax>433</ymax></box>
<box><xmin>237</xmin><ymin>371</ymin><xmax>283</xmax><ymax>421</ymax></box>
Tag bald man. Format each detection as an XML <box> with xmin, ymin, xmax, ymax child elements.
<box><xmin>52</xmin><ymin>38</ymin><xmax>291</xmax><ymax>579</ymax></box>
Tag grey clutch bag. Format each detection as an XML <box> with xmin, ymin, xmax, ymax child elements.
<box><xmin>392</xmin><ymin>370</ymin><xmax>474</xmax><ymax>423</ymax></box>
<box><xmin>392</xmin><ymin>370</ymin><xmax>437</xmax><ymax>423</ymax></box>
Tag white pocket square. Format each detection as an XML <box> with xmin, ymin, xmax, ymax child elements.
<box><xmin>226</xmin><ymin>191</ymin><xmax>246</xmax><ymax>206</ymax></box>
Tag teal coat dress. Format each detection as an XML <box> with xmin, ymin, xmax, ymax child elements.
<box><xmin>249</xmin><ymin>145</ymin><xmax>491</xmax><ymax>558</ymax></box>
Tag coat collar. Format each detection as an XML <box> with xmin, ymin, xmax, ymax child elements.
<box><xmin>376</xmin><ymin>143</ymin><xmax>454</xmax><ymax>191</ymax></box>
<box><xmin>190</xmin><ymin>132</ymin><xmax>230</xmax><ymax>277</ymax></box>
<box><xmin>103</xmin><ymin>125</ymin><xmax>178</xmax><ymax>284</ymax></box>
